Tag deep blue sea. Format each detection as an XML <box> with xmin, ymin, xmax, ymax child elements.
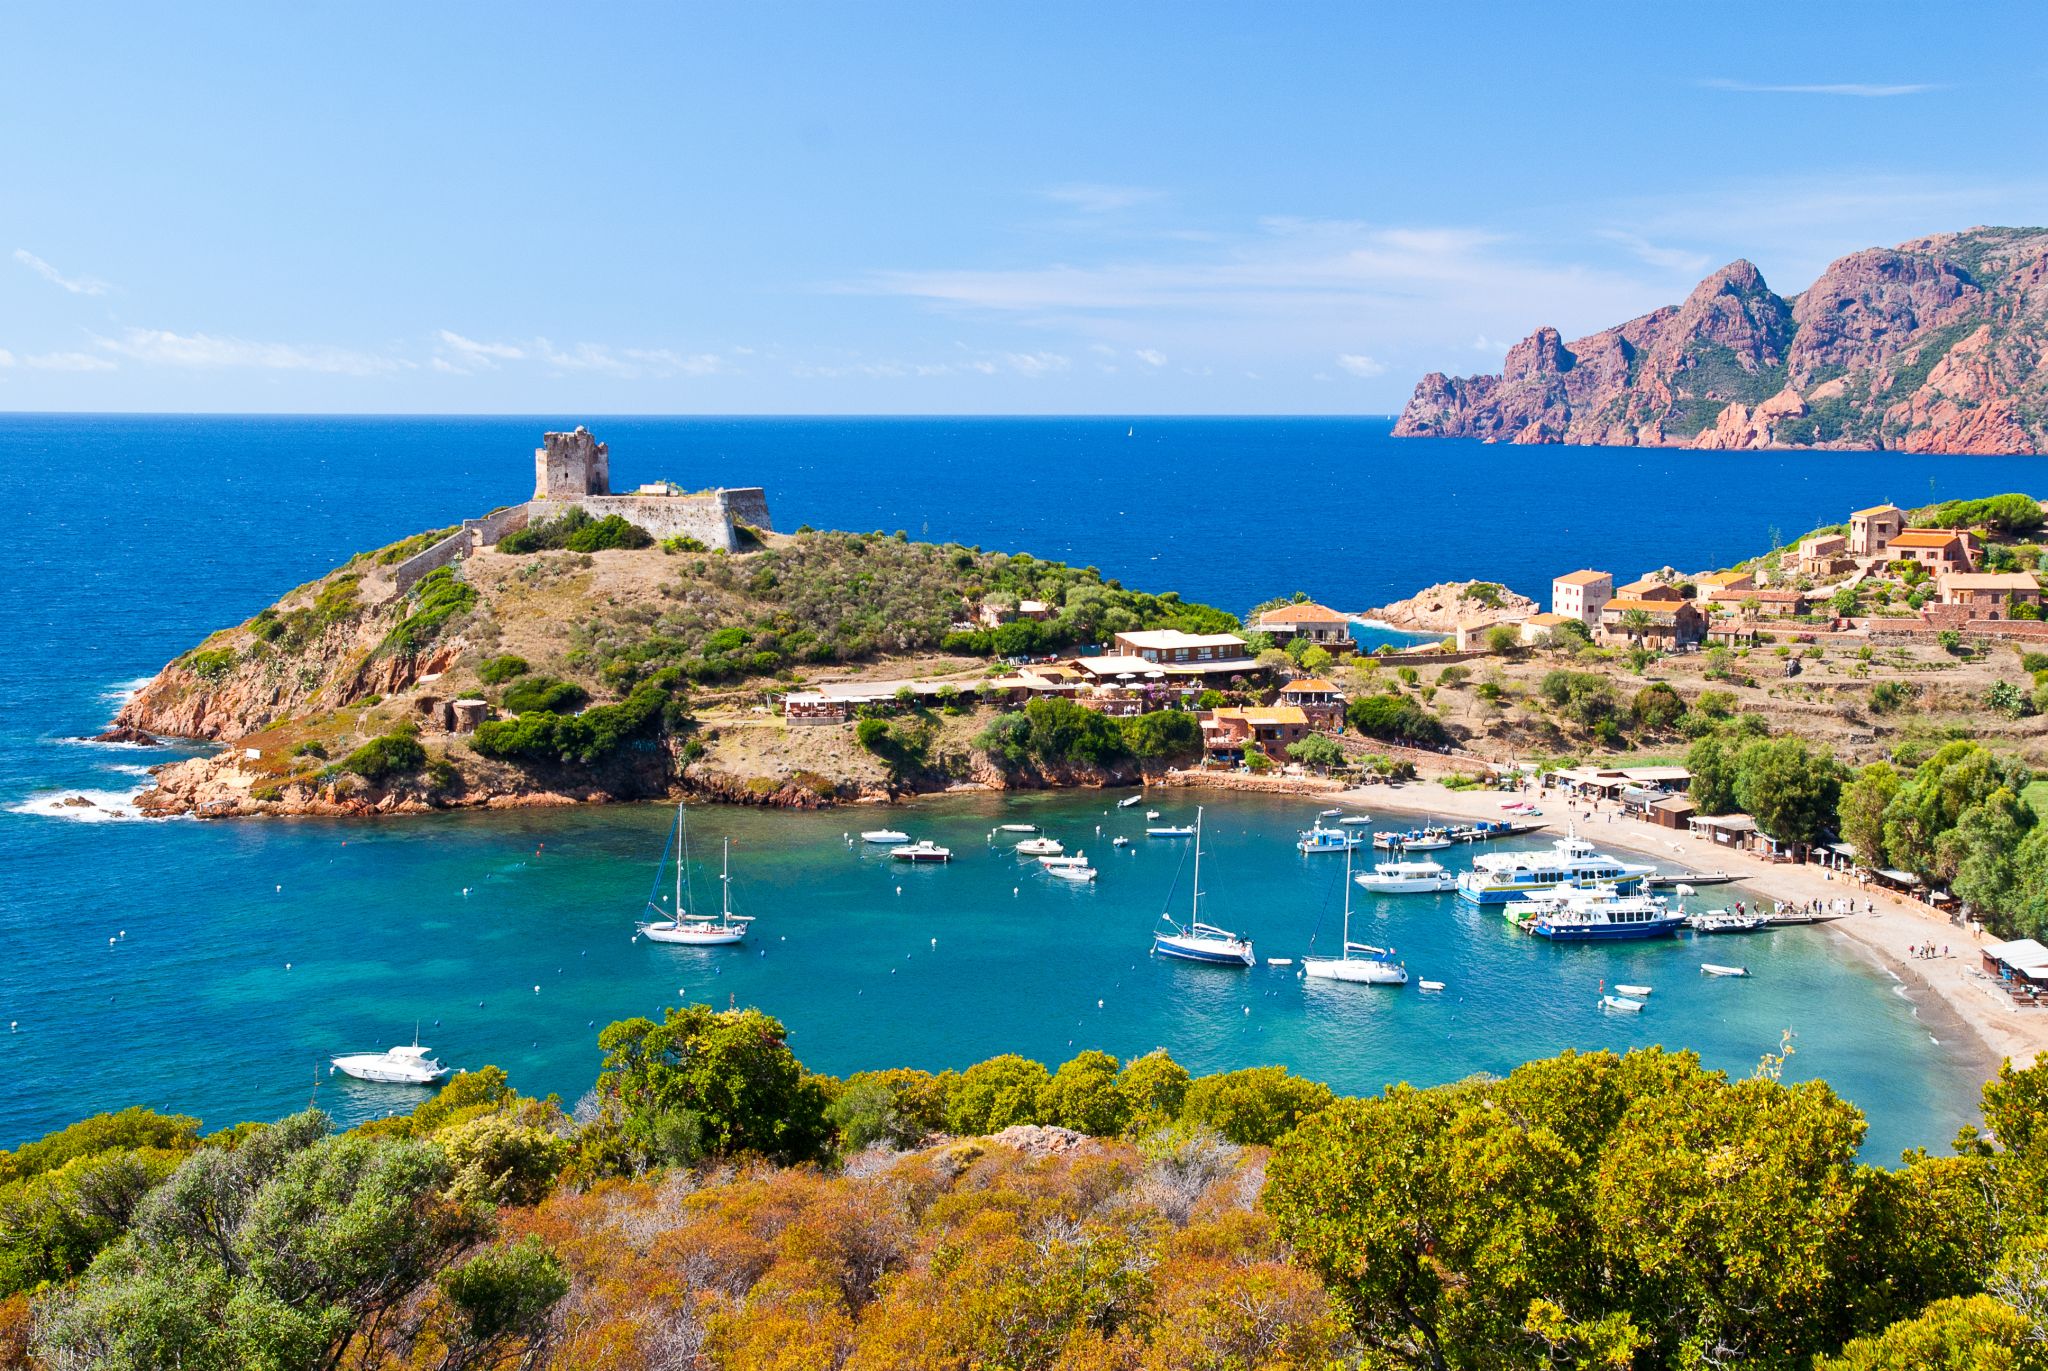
<box><xmin>6</xmin><ymin>414</ymin><xmax>2041</xmax><ymax>1155</ymax></box>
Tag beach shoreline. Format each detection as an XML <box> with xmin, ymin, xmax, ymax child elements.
<box><xmin>1317</xmin><ymin>775</ymin><xmax>2042</xmax><ymax>1091</ymax></box>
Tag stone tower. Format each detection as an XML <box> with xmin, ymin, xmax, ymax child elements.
<box><xmin>533</xmin><ymin>426</ymin><xmax>610</xmax><ymax>499</ymax></box>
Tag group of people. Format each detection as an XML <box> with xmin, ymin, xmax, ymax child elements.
<box><xmin>1907</xmin><ymin>942</ymin><xmax>1949</xmax><ymax>960</ymax></box>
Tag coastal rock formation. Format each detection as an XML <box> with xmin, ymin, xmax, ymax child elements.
<box><xmin>1394</xmin><ymin>226</ymin><xmax>2048</xmax><ymax>453</ymax></box>
<box><xmin>87</xmin><ymin>724</ymin><xmax>162</xmax><ymax>746</ymax></box>
<box><xmin>1365</xmin><ymin>580</ymin><xmax>1538</xmax><ymax>634</ymax></box>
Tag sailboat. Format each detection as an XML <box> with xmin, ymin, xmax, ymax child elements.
<box><xmin>1152</xmin><ymin>807</ymin><xmax>1254</xmax><ymax>966</ymax></box>
<box><xmin>637</xmin><ymin>804</ymin><xmax>754</xmax><ymax>946</ymax></box>
<box><xmin>1302</xmin><ymin>844</ymin><xmax>1408</xmax><ymax>985</ymax></box>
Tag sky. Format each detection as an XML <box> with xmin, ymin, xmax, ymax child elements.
<box><xmin>3</xmin><ymin>1</ymin><xmax>2045</xmax><ymax>415</ymax></box>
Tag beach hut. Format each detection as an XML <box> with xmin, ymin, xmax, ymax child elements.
<box><xmin>1981</xmin><ymin>938</ymin><xmax>2048</xmax><ymax>989</ymax></box>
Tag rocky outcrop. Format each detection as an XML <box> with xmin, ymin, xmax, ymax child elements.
<box><xmin>87</xmin><ymin>725</ymin><xmax>162</xmax><ymax>746</ymax></box>
<box><xmin>1394</xmin><ymin>226</ymin><xmax>2048</xmax><ymax>453</ymax></box>
<box><xmin>1365</xmin><ymin>580</ymin><xmax>1539</xmax><ymax>633</ymax></box>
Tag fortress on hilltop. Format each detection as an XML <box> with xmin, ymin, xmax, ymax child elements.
<box><xmin>390</xmin><ymin>426</ymin><xmax>773</xmax><ymax>592</ymax></box>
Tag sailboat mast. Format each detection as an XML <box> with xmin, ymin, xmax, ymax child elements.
<box><xmin>1191</xmin><ymin>806</ymin><xmax>1203</xmax><ymax>924</ymax></box>
<box><xmin>675</xmin><ymin>803</ymin><xmax>683</xmax><ymax>914</ymax></box>
<box><xmin>722</xmin><ymin>838</ymin><xmax>731</xmax><ymax>918</ymax></box>
<box><xmin>1342</xmin><ymin>840</ymin><xmax>1353</xmax><ymax>956</ymax></box>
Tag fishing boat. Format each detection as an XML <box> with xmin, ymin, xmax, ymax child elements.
<box><xmin>639</xmin><ymin>806</ymin><xmax>754</xmax><ymax>946</ymax></box>
<box><xmin>890</xmin><ymin>840</ymin><xmax>953</xmax><ymax>863</ymax></box>
<box><xmin>1701</xmin><ymin>963</ymin><xmax>1751</xmax><ymax>978</ymax></box>
<box><xmin>1354</xmin><ymin>859</ymin><xmax>1455</xmax><ymax>894</ymax></box>
<box><xmin>1520</xmin><ymin>886</ymin><xmax>1684</xmax><ymax>942</ymax></box>
<box><xmin>1688</xmin><ymin>909</ymin><xmax>1763</xmax><ymax>934</ymax></box>
<box><xmin>1302</xmin><ymin>846</ymin><xmax>1408</xmax><ymax>986</ymax></box>
<box><xmin>860</xmin><ymin>829</ymin><xmax>910</xmax><ymax>844</ymax></box>
<box><xmin>1015</xmin><ymin>836</ymin><xmax>1064</xmax><ymax>856</ymax></box>
<box><xmin>1148</xmin><ymin>825</ymin><xmax>1195</xmax><ymax>838</ymax></box>
<box><xmin>1046</xmin><ymin>862</ymin><xmax>1097</xmax><ymax>883</ymax></box>
<box><xmin>1455</xmin><ymin>834</ymin><xmax>1655</xmax><ymax>905</ymax></box>
<box><xmin>1297</xmin><ymin>825</ymin><xmax>1368</xmax><ymax>853</ymax></box>
<box><xmin>1599</xmin><ymin>994</ymin><xmax>1646</xmax><ymax>1013</ymax></box>
<box><xmin>1400</xmin><ymin>828</ymin><xmax>1454</xmax><ymax>851</ymax></box>
<box><xmin>331</xmin><ymin>1031</ymin><xmax>450</xmax><ymax>1085</ymax></box>
<box><xmin>1152</xmin><ymin>808</ymin><xmax>1255</xmax><ymax>967</ymax></box>
<box><xmin>1615</xmin><ymin>983</ymin><xmax>1653</xmax><ymax>996</ymax></box>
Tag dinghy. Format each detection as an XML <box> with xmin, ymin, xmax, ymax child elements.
<box><xmin>1600</xmin><ymin>994</ymin><xmax>1646</xmax><ymax>1012</ymax></box>
<box><xmin>1700</xmin><ymin>963</ymin><xmax>1750</xmax><ymax>977</ymax></box>
<box><xmin>1614</xmin><ymin>983</ymin><xmax>1653</xmax><ymax>997</ymax></box>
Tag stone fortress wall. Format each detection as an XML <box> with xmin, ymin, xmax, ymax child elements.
<box><xmin>386</xmin><ymin>426</ymin><xmax>771</xmax><ymax>599</ymax></box>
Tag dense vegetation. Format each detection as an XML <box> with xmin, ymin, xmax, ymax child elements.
<box><xmin>470</xmin><ymin>670</ymin><xmax>687</xmax><ymax>766</ymax></box>
<box><xmin>5</xmin><ymin>1006</ymin><xmax>2047</xmax><ymax>1371</ymax></box>
<box><xmin>974</xmin><ymin>696</ymin><xmax>1202</xmax><ymax>774</ymax></box>
<box><xmin>497</xmin><ymin>508</ymin><xmax>655</xmax><ymax>554</ymax></box>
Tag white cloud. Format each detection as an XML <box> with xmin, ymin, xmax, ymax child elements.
<box><xmin>434</xmin><ymin>331</ymin><xmax>725</xmax><ymax>380</ymax></box>
<box><xmin>1043</xmin><ymin>184</ymin><xmax>1163</xmax><ymax>215</ymax></box>
<box><xmin>1596</xmin><ymin>229</ymin><xmax>1713</xmax><ymax>275</ymax></box>
<box><xmin>94</xmin><ymin>327</ymin><xmax>404</xmax><ymax>375</ymax></box>
<box><xmin>14</xmin><ymin>249</ymin><xmax>111</xmax><ymax>296</ymax></box>
<box><xmin>436</xmin><ymin>329</ymin><xmax>527</xmax><ymax>371</ymax></box>
<box><xmin>1471</xmin><ymin>335</ymin><xmax>1512</xmax><ymax>354</ymax></box>
<box><xmin>1002</xmin><ymin>351</ymin><xmax>1069</xmax><ymax>377</ymax></box>
<box><xmin>1336</xmin><ymin>354</ymin><xmax>1386</xmax><ymax>378</ymax></box>
<box><xmin>0</xmin><ymin>349</ymin><xmax>13</xmax><ymax>367</ymax></box>
<box><xmin>24</xmin><ymin>351</ymin><xmax>116</xmax><ymax>372</ymax></box>
<box><xmin>1699</xmin><ymin>78</ymin><xmax>1937</xmax><ymax>98</ymax></box>
<box><xmin>1134</xmin><ymin>348</ymin><xmax>1167</xmax><ymax>367</ymax></box>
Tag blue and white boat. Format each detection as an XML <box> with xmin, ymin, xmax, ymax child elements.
<box><xmin>1297</xmin><ymin>825</ymin><xmax>1368</xmax><ymax>853</ymax></box>
<box><xmin>1151</xmin><ymin>807</ymin><xmax>1254</xmax><ymax>967</ymax></box>
<box><xmin>1454</xmin><ymin>834</ymin><xmax>1654</xmax><ymax>905</ymax></box>
<box><xmin>1519</xmin><ymin>885</ymin><xmax>1685</xmax><ymax>941</ymax></box>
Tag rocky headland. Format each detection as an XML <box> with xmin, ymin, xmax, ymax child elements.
<box><xmin>1363</xmin><ymin>580</ymin><xmax>1536</xmax><ymax>634</ymax></box>
<box><xmin>1394</xmin><ymin>225</ymin><xmax>2048</xmax><ymax>453</ymax></box>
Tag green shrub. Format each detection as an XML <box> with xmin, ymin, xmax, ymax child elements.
<box><xmin>184</xmin><ymin>646</ymin><xmax>237</xmax><ymax>681</ymax></box>
<box><xmin>660</xmin><ymin>535</ymin><xmax>708</xmax><ymax>554</ymax></box>
<box><xmin>471</xmin><ymin>671</ymin><xmax>685</xmax><ymax>766</ymax></box>
<box><xmin>344</xmin><ymin>730</ymin><xmax>427</xmax><ymax>781</ymax></box>
<box><xmin>478</xmin><ymin>655</ymin><xmax>530</xmax><ymax>685</ymax></box>
<box><xmin>501</xmin><ymin>675</ymin><xmax>587</xmax><ymax>715</ymax></box>
<box><xmin>1180</xmin><ymin>1065</ymin><xmax>1334</xmax><ymax>1145</ymax></box>
<box><xmin>1346</xmin><ymin>694</ymin><xmax>1451</xmax><ymax>749</ymax></box>
<box><xmin>500</xmin><ymin>508</ymin><xmax>652</xmax><ymax>554</ymax></box>
<box><xmin>384</xmin><ymin>567</ymin><xmax>477</xmax><ymax>654</ymax></box>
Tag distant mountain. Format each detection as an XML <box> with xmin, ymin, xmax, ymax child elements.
<box><xmin>1393</xmin><ymin>226</ymin><xmax>2048</xmax><ymax>453</ymax></box>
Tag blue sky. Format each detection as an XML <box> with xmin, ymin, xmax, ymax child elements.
<box><xmin>3</xmin><ymin>2</ymin><xmax>2044</xmax><ymax>414</ymax></box>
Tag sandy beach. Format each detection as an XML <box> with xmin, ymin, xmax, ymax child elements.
<box><xmin>1315</xmin><ymin>776</ymin><xmax>2048</xmax><ymax>1089</ymax></box>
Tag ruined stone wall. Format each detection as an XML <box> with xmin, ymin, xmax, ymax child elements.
<box><xmin>534</xmin><ymin>427</ymin><xmax>609</xmax><ymax>499</ymax></box>
<box><xmin>527</xmin><ymin>494</ymin><xmax>744</xmax><ymax>549</ymax></box>
<box><xmin>722</xmin><ymin>487</ymin><xmax>774</xmax><ymax>533</ymax></box>
<box><xmin>391</xmin><ymin>505</ymin><xmax>532</xmax><ymax>594</ymax></box>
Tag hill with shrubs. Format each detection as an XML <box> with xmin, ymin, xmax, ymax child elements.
<box><xmin>5</xmin><ymin>1005</ymin><xmax>2048</xmax><ymax>1369</ymax></box>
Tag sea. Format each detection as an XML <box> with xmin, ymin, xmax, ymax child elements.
<box><xmin>5</xmin><ymin>413</ymin><xmax>2041</xmax><ymax>1156</ymax></box>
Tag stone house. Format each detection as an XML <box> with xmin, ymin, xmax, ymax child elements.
<box><xmin>1519</xmin><ymin>611</ymin><xmax>1580</xmax><ymax>644</ymax></box>
<box><xmin>1849</xmin><ymin>504</ymin><xmax>1905</xmax><ymax>558</ymax></box>
<box><xmin>1550</xmin><ymin>570</ymin><xmax>1612</xmax><ymax>627</ymax></box>
<box><xmin>1597</xmin><ymin>597</ymin><xmax>1707</xmax><ymax>649</ymax></box>
<box><xmin>1254</xmin><ymin>602</ymin><xmax>1355</xmax><ymax>651</ymax></box>
<box><xmin>1275</xmin><ymin>677</ymin><xmax>1346</xmax><ymax>730</ymax></box>
<box><xmin>1614</xmin><ymin>579</ymin><xmax>1684</xmax><ymax>603</ymax></box>
<box><xmin>1694</xmin><ymin>570</ymin><xmax>1757</xmax><ymax>604</ymax></box>
<box><xmin>1885</xmin><ymin>529</ymin><xmax>1976</xmax><ymax>577</ymax></box>
<box><xmin>1797</xmin><ymin>533</ymin><xmax>1851</xmax><ymax>578</ymax></box>
<box><xmin>1739</xmin><ymin>589</ymin><xmax>1809</xmax><ymax>618</ymax></box>
<box><xmin>1199</xmin><ymin>706</ymin><xmax>1311</xmax><ymax>762</ymax></box>
<box><xmin>1111</xmin><ymin>630</ymin><xmax>1255</xmax><ymax>674</ymax></box>
<box><xmin>1937</xmin><ymin>572</ymin><xmax>2044</xmax><ymax>617</ymax></box>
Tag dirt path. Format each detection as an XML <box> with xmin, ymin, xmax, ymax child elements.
<box><xmin>1334</xmin><ymin>778</ymin><xmax>2048</xmax><ymax>1087</ymax></box>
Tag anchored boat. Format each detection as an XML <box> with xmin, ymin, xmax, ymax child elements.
<box><xmin>331</xmin><ymin>1030</ymin><xmax>451</xmax><ymax>1085</ymax></box>
<box><xmin>890</xmin><ymin>840</ymin><xmax>953</xmax><ymax>863</ymax></box>
<box><xmin>1297</xmin><ymin>825</ymin><xmax>1368</xmax><ymax>853</ymax></box>
<box><xmin>1302</xmin><ymin>844</ymin><xmax>1408</xmax><ymax>986</ymax></box>
<box><xmin>1455</xmin><ymin>834</ymin><xmax>1655</xmax><ymax>905</ymax></box>
<box><xmin>1152</xmin><ymin>808</ymin><xmax>1254</xmax><ymax>967</ymax></box>
<box><xmin>1519</xmin><ymin>885</ymin><xmax>1684</xmax><ymax>942</ymax></box>
<box><xmin>1354</xmin><ymin>858</ymin><xmax>1455</xmax><ymax>894</ymax></box>
<box><xmin>639</xmin><ymin>805</ymin><xmax>755</xmax><ymax>946</ymax></box>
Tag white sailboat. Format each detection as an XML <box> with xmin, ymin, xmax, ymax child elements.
<box><xmin>1302</xmin><ymin>844</ymin><xmax>1408</xmax><ymax>986</ymax></box>
<box><xmin>1152</xmin><ymin>807</ymin><xmax>1254</xmax><ymax>966</ymax></box>
<box><xmin>638</xmin><ymin>805</ymin><xmax>754</xmax><ymax>946</ymax></box>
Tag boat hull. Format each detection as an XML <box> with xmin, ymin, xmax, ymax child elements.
<box><xmin>641</xmin><ymin>922</ymin><xmax>747</xmax><ymax>945</ymax></box>
<box><xmin>1153</xmin><ymin>934</ymin><xmax>1253</xmax><ymax>966</ymax></box>
<box><xmin>1528</xmin><ymin>918</ymin><xmax>1685</xmax><ymax>941</ymax></box>
<box><xmin>1459</xmin><ymin>875</ymin><xmax>1647</xmax><ymax>905</ymax></box>
<box><xmin>1301</xmin><ymin>957</ymin><xmax>1407</xmax><ymax>985</ymax></box>
<box><xmin>329</xmin><ymin>1057</ymin><xmax>448</xmax><ymax>1085</ymax></box>
<box><xmin>1354</xmin><ymin>876</ymin><xmax>1456</xmax><ymax>893</ymax></box>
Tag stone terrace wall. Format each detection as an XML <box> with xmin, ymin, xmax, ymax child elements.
<box><xmin>391</xmin><ymin>505</ymin><xmax>531</xmax><ymax>594</ymax></box>
<box><xmin>528</xmin><ymin>493</ymin><xmax>742</xmax><ymax>549</ymax></box>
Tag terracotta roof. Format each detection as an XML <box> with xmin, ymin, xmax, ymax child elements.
<box><xmin>1553</xmin><ymin>570</ymin><xmax>1610</xmax><ymax>587</ymax></box>
<box><xmin>1939</xmin><ymin>573</ymin><xmax>2041</xmax><ymax>591</ymax></box>
<box><xmin>1886</xmin><ymin>530</ymin><xmax>1965</xmax><ymax>550</ymax></box>
<box><xmin>1208</xmin><ymin>705</ymin><xmax>1309</xmax><ymax>726</ymax></box>
<box><xmin>1525</xmin><ymin>612</ymin><xmax>1574</xmax><ymax>626</ymax></box>
<box><xmin>1601</xmin><ymin>598</ymin><xmax>1695</xmax><ymax>618</ymax></box>
<box><xmin>1278</xmin><ymin>678</ymin><xmax>1339</xmax><ymax>694</ymax></box>
<box><xmin>1256</xmin><ymin>602</ymin><xmax>1346</xmax><ymax>625</ymax></box>
<box><xmin>1697</xmin><ymin>571</ymin><xmax>1753</xmax><ymax>586</ymax></box>
<box><xmin>1851</xmin><ymin>504</ymin><xmax>1903</xmax><ymax>518</ymax></box>
<box><xmin>1745</xmin><ymin>589</ymin><xmax>1807</xmax><ymax>603</ymax></box>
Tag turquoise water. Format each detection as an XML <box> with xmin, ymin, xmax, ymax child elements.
<box><xmin>5</xmin><ymin>414</ymin><xmax>2029</xmax><ymax>1153</ymax></box>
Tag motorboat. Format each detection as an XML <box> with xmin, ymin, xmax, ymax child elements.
<box><xmin>1319</xmin><ymin>808</ymin><xmax>1343</xmax><ymax>818</ymax></box>
<box><xmin>1615</xmin><ymin>983</ymin><xmax>1653</xmax><ymax>997</ymax></box>
<box><xmin>1298</xmin><ymin>826</ymin><xmax>1368</xmax><ymax>854</ymax></box>
<box><xmin>639</xmin><ymin>806</ymin><xmax>754</xmax><ymax>945</ymax></box>
<box><xmin>1015</xmin><ymin>836</ymin><xmax>1064</xmax><ymax>856</ymax></box>
<box><xmin>997</xmin><ymin>822</ymin><xmax>1038</xmax><ymax>833</ymax></box>
<box><xmin>1337</xmin><ymin>814</ymin><xmax>1374</xmax><ymax>827</ymax></box>
<box><xmin>1418</xmin><ymin>979</ymin><xmax>1446</xmax><ymax>991</ymax></box>
<box><xmin>1118</xmin><ymin>794</ymin><xmax>1144</xmax><ymax>808</ymax></box>
<box><xmin>1701</xmin><ymin>963</ymin><xmax>1751</xmax><ymax>978</ymax></box>
<box><xmin>1520</xmin><ymin>886</ymin><xmax>1684</xmax><ymax>942</ymax></box>
<box><xmin>331</xmin><ymin>1035</ymin><xmax>450</xmax><ymax>1085</ymax></box>
<box><xmin>1302</xmin><ymin>844</ymin><xmax>1408</xmax><ymax>986</ymax></box>
<box><xmin>1037</xmin><ymin>852</ymin><xmax>1090</xmax><ymax>867</ymax></box>
<box><xmin>1399</xmin><ymin>828</ymin><xmax>1454</xmax><ymax>852</ymax></box>
<box><xmin>1152</xmin><ymin>807</ymin><xmax>1254</xmax><ymax>967</ymax></box>
<box><xmin>890</xmin><ymin>840</ymin><xmax>952</xmax><ymax>863</ymax></box>
<box><xmin>1148</xmin><ymin>825</ymin><xmax>1194</xmax><ymax>837</ymax></box>
<box><xmin>860</xmin><ymin>829</ymin><xmax>910</xmax><ymax>844</ymax></box>
<box><xmin>1354</xmin><ymin>859</ymin><xmax>1454</xmax><ymax>894</ymax></box>
<box><xmin>1599</xmin><ymin>994</ymin><xmax>1647</xmax><ymax>1013</ymax></box>
<box><xmin>1455</xmin><ymin>834</ymin><xmax>1655</xmax><ymax>905</ymax></box>
<box><xmin>1111</xmin><ymin>835</ymin><xmax>1131</xmax><ymax>847</ymax></box>
<box><xmin>1046</xmin><ymin>862</ymin><xmax>1097</xmax><ymax>883</ymax></box>
<box><xmin>1145</xmin><ymin>809</ymin><xmax>1162</xmax><ymax>820</ymax></box>
<box><xmin>1267</xmin><ymin>957</ymin><xmax>1295</xmax><ymax>966</ymax></box>
<box><xmin>1688</xmin><ymin>909</ymin><xmax>1764</xmax><ymax>934</ymax></box>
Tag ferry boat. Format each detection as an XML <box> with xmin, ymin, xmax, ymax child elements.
<box><xmin>1518</xmin><ymin>886</ymin><xmax>1685</xmax><ymax>941</ymax></box>
<box><xmin>1354</xmin><ymin>859</ymin><xmax>1455</xmax><ymax>894</ymax></box>
<box><xmin>1297</xmin><ymin>825</ymin><xmax>1368</xmax><ymax>853</ymax></box>
<box><xmin>1152</xmin><ymin>807</ymin><xmax>1254</xmax><ymax>967</ymax></box>
<box><xmin>1454</xmin><ymin>835</ymin><xmax>1654</xmax><ymax>905</ymax></box>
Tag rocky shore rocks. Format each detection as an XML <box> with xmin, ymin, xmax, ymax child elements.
<box><xmin>87</xmin><ymin>725</ymin><xmax>162</xmax><ymax>746</ymax></box>
<box><xmin>1365</xmin><ymin>580</ymin><xmax>1536</xmax><ymax>633</ymax></box>
<box><xmin>1394</xmin><ymin>226</ymin><xmax>2048</xmax><ymax>454</ymax></box>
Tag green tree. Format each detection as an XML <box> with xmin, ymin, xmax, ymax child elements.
<box><xmin>1884</xmin><ymin>742</ymin><xmax>2034</xmax><ymax>881</ymax></box>
<box><xmin>1348</xmin><ymin>695</ymin><xmax>1451</xmax><ymax>749</ymax></box>
<box><xmin>1686</xmin><ymin>735</ymin><xmax>1741</xmax><ymax>816</ymax></box>
<box><xmin>1630</xmin><ymin>682</ymin><xmax>1685</xmax><ymax>732</ymax></box>
<box><xmin>1180</xmin><ymin>1066</ymin><xmax>1334</xmax><ymax>1146</ymax></box>
<box><xmin>945</xmin><ymin>1055</ymin><xmax>1051</xmax><ymax>1134</ymax></box>
<box><xmin>430</xmin><ymin>1236</ymin><xmax>571</xmax><ymax>1371</ymax></box>
<box><xmin>594</xmin><ymin>1005</ymin><xmax>832</xmax><ymax>1166</ymax></box>
<box><xmin>1735</xmin><ymin>737</ymin><xmax>1843</xmax><ymax>845</ymax></box>
<box><xmin>1113</xmin><ymin>1051</ymin><xmax>1192</xmax><ymax>1128</ymax></box>
<box><xmin>1286</xmin><ymin>734</ymin><xmax>1346</xmax><ymax>771</ymax></box>
<box><xmin>1618</xmin><ymin>607</ymin><xmax>1652</xmax><ymax>642</ymax></box>
<box><xmin>1120</xmin><ymin>709</ymin><xmax>1200</xmax><ymax>761</ymax></box>
<box><xmin>1838</xmin><ymin>762</ymin><xmax>1901</xmax><ymax>869</ymax></box>
<box><xmin>1816</xmin><ymin>1294</ymin><xmax>2044</xmax><ymax>1371</ymax></box>
<box><xmin>1037</xmin><ymin>1051</ymin><xmax>1130</xmax><ymax>1136</ymax></box>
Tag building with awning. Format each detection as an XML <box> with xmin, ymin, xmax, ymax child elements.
<box><xmin>1982</xmin><ymin>938</ymin><xmax>2048</xmax><ymax>987</ymax></box>
<box><xmin>1689</xmin><ymin>813</ymin><xmax>1758</xmax><ymax>848</ymax></box>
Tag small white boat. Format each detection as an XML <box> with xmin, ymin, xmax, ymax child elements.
<box><xmin>1151</xmin><ymin>809</ymin><xmax>1254</xmax><ymax>967</ymax></box>
<box><xmin>1338</xmin><ymin>815</ymin><xmax>1374</xmax><ymax>827</ymax></box>
<box><xmin>1015</xmin><ymin>836</ymin><xmax>1064</xmax><ymax>856</ymax></box>
<box><xmin>1701</xmin><ymin>963</ymin><xmax>1750</xmax><ymax>978</ymax></box>
<box><xmin>331</xmin><ymin>1036</ymin><xmax>450</xmax><ymax>1085</ymax></box>
<box><xmin>639</xmin><ymin>809</ymin><xmax>754</xmax><ymax>945</ymax></box>
<box><xmin>1298</xmin><ymin>826</ymin><xmax>1369</xmax><ymax>854</ymax></box>
<box><xmin>997</xmin><ymin>822</ymin><xmax>1038</xmax><ymax>833</ymax></box>
<box><xmin>1112</xmin><ymin>835</ymin><xmax>1131</xmax><ymax>847</ymax></box>
<box><xmin>1688</xmin><ymin>910</ymin><xmax>1764</xmax><ymax>934</ymax></box>
<box><xmin>1319</xmin><ymin>808</ymin><xmax>1343</xmax><ymax>818</ymax></box>
<box><xmin>1418</xmin><ymin>979</ymin><xmax>1445</xmax><ymax>991</ymax></box>
<box><xmin>891</xmin><ymin>840</ymin><xmax>952</xmax><ymax>863</ymax></box>
<box><xmin>861</xmin><ymin>829</ymin><xmax>910</xmax><ymax>844</ymax></box>
<box><xmin>1615</xmin><ymin>983</ymin><xmax>1653</xmax><ymax>997</ymax></box>
<box><xmin>1038</xmin><ymin>852</ymin><xmax>1089</xmax><ymax>867</ymax></box>
<box><xmin>1145</xmin><ymin>809</ymin><xmax>1162</xmax><ymax>820</ymax></box>
<box><xmin>1302</xmin><ymin>845</ymin><xmax>1408</xmax><ymax>986</ymax></box>
<box><xmin>1118</xmin><ymin>794</ymin><xmax>1144</xmax><ymax>808</ymax></box>
<box><xmin>1148</xmin><ymin>825</ymin><xmax>1194</xmax><ymax>837</ymax></box>
<box><xmin>1046</xmin><ymin>863</ymin><xmax>1097</xmax><ymax>883</ymax></box>
<box><xmin>1355</xmin><ymin>859</ymin><xmax>1454</xmax><ymax>894</ymax></box>
<box><xmin>1266</xmin><ymin>957</ymin><xmax>1295</xmax><ymax>967</ymax></box>
<box><xmin>1600</xmin><ymin>994</ymin><xmax>1647</xmax><ymax>1013</ymax></box>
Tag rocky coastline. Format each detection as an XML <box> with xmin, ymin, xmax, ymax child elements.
<box><xmin>1361</xmin><ymin>579</ymin><xmax>1536</xmax><ymax>634</ymax></box>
